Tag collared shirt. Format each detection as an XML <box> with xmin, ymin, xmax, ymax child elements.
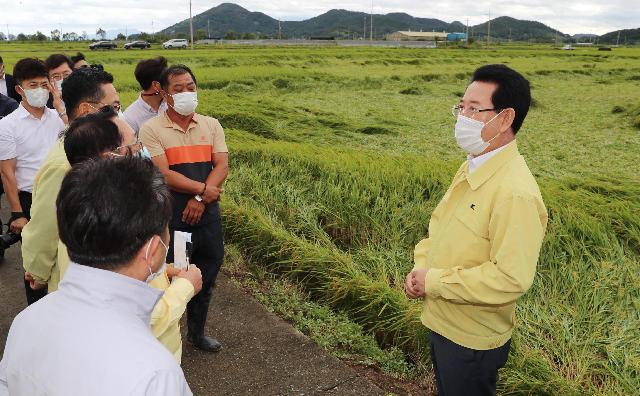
<box><xmin>0</xmin><ymin>75</ymin><xmax>7</xmax><ymax>97</ymax></box>
<box><xmin>140</xmin><ymin>112</ymin><xmax>228</xmax><ymax>229</ymax></box>
<box><xmin>21</xmin><ymin>139</ymin><xmax>70</xmax><ymax>292</ymax></box>
<box><xmin>413</xmin><ymin>141</ymin><xmax>547</xmax><ymax>350</ymax></box>
<box><xmin>0</xmin><ymin>104</ymin><xmax>64</xmax><ymax>192</ymax></box>
<box><xmin>0</xmin><ymin>94</ymin><xmax>18</xmax><ymax>119</ymax></box>
<box><xmin>123</xmin><ymin>95</ymin><xmax>168</xmax><ymax>136</ymax></box>
<box><xmin>21</xmin><ymin>139</ymin><xmax>194</xmax><ymax>363</ymax></box>
<box><xmin>467</xmin><ymin>145</ymin><xmax>508</xmax><ymax>173</ymax></box>
<box><xmin>0</xmin><ymin>263</ymin><xmax>193</xmax><ymax>396</ymax></box>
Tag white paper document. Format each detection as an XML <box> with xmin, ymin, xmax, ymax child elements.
<box><xmin>173</xmin><ymin>231</ymin><xmax>193</xmax><ymax>270</ymax></box>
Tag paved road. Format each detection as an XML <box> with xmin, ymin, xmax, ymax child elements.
<box><xmin>0</xmin><ymin>198</ymin><xmax>384</xmax><ymax>395</ymax></box>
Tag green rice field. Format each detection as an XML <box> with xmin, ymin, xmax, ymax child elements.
<box><xmin>1</xmin><ymin>41</ymin><xmax>638</xmax><ymax>394</ymax></box>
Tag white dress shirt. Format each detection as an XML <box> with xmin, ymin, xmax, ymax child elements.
<box><xmin>123</xmin><ymin>95</ymin><xmax>167</xmax><ymax>136</ymax></box>
<box><xmin>0</xmin><ymin>104</ymin><xmax>64</xmax><ymax>192</ymax></box>
<box><xmin>0</xmin><ymin>75</ymin><xmax>7</xmax><ymax>97</ymax></box>
<box><xmin>467</xmin><ymin>145</ymin><xmax>509</xmax><ymax>173</ymax></box>
<box><xmin>0</xmin><ymin>263</ymin><xmax>193</xmax><ymax>396</ymax></box>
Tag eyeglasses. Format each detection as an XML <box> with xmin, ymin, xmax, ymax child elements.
<box><xmin>89</xmin><ymin>102</ymin><xmax>122</xmax><ymax>112</ymax></box>
<box><xmin>50</xmin><ymin>72</ymin><xmax>71</xmax><ymax>81</ymax></box>
<box><xmin>110</xmin><ymin>141</ymin><xmax>144</xmax><ymax>157</ymax></box>
<box><xmin>451</xmin><ymin>104</ymin><xmax>499</xmax><ymax>119</ymax></box>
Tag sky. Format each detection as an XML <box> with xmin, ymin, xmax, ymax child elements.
<box><xmin>0</xmin><ymin>0</ymin><xmax>637</xmax><ymax>37</ymax></box>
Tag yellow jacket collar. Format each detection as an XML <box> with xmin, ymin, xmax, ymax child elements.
<box><xmin>464</xmin><ymin>141</ymin><xmax>519</xmax><ymax>191</ymax></box>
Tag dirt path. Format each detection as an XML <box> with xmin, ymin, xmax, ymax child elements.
<box><xmin>0</xmin><ymin>200</ymin><xmax>384</xmax><ymax>395</ymax></box>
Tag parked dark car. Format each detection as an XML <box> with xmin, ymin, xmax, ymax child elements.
<box><xmin>89</xmin><ymin>41</ymin><xmax>117</xmax><ymax>50</ymax></box>
<box><xmin>124</xmin><ymin>40</ymin><xmax>151</xmax><ymax>50</ymax></box>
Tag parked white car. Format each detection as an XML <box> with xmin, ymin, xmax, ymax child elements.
<box><xmin>163</xmin><ymin>39</ymin><xmax>189</xmax><ymax>49</ymax></box>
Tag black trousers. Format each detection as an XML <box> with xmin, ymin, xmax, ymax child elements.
<box><xmin>18</xmin><ymin>191</ymin><xmax>48</xmax><ymax>305</ymax></box>
<box><xmin>429</xmin><ymin>331</ymin><xmax>511</xmax><ymax>396</ymax></box>
<box><xmin>168</xmin><ymin>206</ymin><xmax>224</xmax><ymax>339</ymax></box>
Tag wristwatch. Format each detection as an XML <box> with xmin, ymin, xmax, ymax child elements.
<box><xmin>194</xmin><ymin>195</ymin><xmax>203</xmax><ymax>202</ymax></box>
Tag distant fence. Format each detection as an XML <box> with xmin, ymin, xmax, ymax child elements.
<box><xmin>196</xmin><ymin>39</ymin><xmax>437</xmax><ymax>48</ymax></box>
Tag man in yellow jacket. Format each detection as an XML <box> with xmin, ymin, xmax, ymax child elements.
<box><xmin>404</xmin><ymin>64</ymin><xmax>547</xmax><ymax>396</ymax></box>
<box><xmin>21</xmin><ymin>68</ymin><xmax>201</xmax><ymax>363</ymax></box>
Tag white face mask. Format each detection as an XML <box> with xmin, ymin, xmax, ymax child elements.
<box><xmin>454</xmin><ymin>111</ymin><xmax>504</xmax><ymax>156</ymax></box>
<box><xmin>55</xmin><ymin>79</ymin><xmax>63</xmax><ymax>93</ymax></box>
<box><xmin>144</xmin><ymin>236</ymin><xmax>169</xmax><ymax>283</ymax></box>
<box><xmin>22</xmin><ymin>87</ymin><xmax>49</xmax><ymax>108</ymax></box>
<box><xmin>169</xmin><ymin>91</ymin><xmax>198</xmax><ymax>116</ymax></box>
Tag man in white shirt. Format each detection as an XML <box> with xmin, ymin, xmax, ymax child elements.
<box><xmin>0</xmin><ymin>156</ymin><xmax>193</xmax><ymax>396</ymax></box>
<box><xmin>0</xmin><ymin>58</ymin><xmax>65</xmax><ymax>304</ymax></box>
<box><xmin>124</xmin><ymin>56</ymin><xmax>168</xmax><ymax>136</ymax></box>
<box><xmin>0</xmin><ymin>56</ymin><xmax>21</xmax><ymax>103</ymax></box>
<box><xmin>0</xmin><ymin>57</ymin><xmax>7</xmax><ymax>97</ymax></box>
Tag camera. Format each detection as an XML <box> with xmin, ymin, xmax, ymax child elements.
<box><xmin>90</xmin><ymin>63</ymin><xmax>104</xmax><ymax>71</ymax></box>
<box><xmin>0</xmin><ymin>231</ymin><xmax>20</xmax><ymax>250</ymax></box>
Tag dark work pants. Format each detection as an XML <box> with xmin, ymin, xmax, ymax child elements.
<box><xmin>168</xmin><ymin>206</ymin><xmax>224</xmax><ymax>339</ymax></box>
<box><xmin>18</xmin><ymin>191</ymin><xmax>48</xmax><ymax>305</ymax></box>
<box><xmin>429</xmin><ymin>331</ymin><xmax>511</xmax><ymax>396</ymax></box>
<box><xmin>0</xmin><ymin>179</ymin><xmax>4</xmax><ymax>234</ymax></box>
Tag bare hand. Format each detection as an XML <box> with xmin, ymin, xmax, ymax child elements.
<box><xmin>10</xmin><ymin>217</ymin><xmax>28</xmax><ymax>234</ymax></box>
<box><xmin>25</xmin><ymin>273</ymin><xmax>47</xmax><ymax>291</ymax></box>
<box><xmin>202</xmin><ymin>184</ymin><xmax>223</xmax><ymax>204</ymax></box>
<box><xmin>165</xmin><ymin>265</ymin><xmax>181</xmax><ymax>279</ymax></box>
<box><xmin>181</xmin><ymin>198</ymin><xmax>205</xmax><ymax>225</ymax></box>
<box><xmin>48</xmin><ymin>81</ymin><xmax>64</xmax><ymax>111</ymax></box>
<box><xmin>404</xmin><ymin>269</ymin><xmax>428</xmax><ymax>299</ymax></box>
<box><xmin>177</xmin><ymin>265</ymin><xmax>203</xmax><ymax>295</ymax></box>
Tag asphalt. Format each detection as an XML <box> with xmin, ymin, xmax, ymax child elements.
<box><xmin>0</xmin><ymin>197</ymin><xmax>384</xmax><ymax>396</ymax></box>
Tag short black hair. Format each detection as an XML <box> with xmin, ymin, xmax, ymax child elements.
<box><xmin>44</xmin><ymin>54</ymin><xmax>74</xmax><ymax>72</ymax></box>
<box><xmin>70</xmin><ymin>52</ymin><xmax>86</xmax><ymax>64</ymax></box>
<box><xmin>64</xmin><ymin>107</ymin><xmax>121</xmax><ymax>165</ymax></box>
<box><xmin>0</xmin><ymin>56</ymin><xmax>4</xmax><ymax>64</ymax></box>
<box><xmin>57</xmin><ymin>157</ymin><xmax>172</xmax><ymax>270</ymax></box>
<box><xmin>13</xmin><ymin>58</ymin><xmax>48</xmax><ymax>85</ymax></box>
<box><xmin>135</xmin><ymin>57</ymin><xmax>168</xmax><ymax>90</ymax></box>
<box><xmin>160</xmin><ymin>64</ymin><xmax>197</xmax><ymax>89</ymax></box>
<box><xmin>471</xmin><ymin>64</ymin><xmax>531</xmax><ymax>134</ymax></box>
<box><xmin>62</xmin><ymin>67</ymin><xmax>114</xmax><ymax>120</ymax></box>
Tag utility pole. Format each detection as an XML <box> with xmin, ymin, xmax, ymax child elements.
<box><xmin>616</xmin><ymin>30</ymin><xmax>621</xmax><ymax>46</ymax></box>
<box><xmin>6</xmin><ymin>24</ymin><xmax>9</xmax><ymax>41</ymax></box>
<box><xmin>487</xmin><ymin>10</ymin><xmax>491</xmax><ymax>47</ymax></box>
<box><xmin>466</xmin><ymin>18</ymin><xmax>469</xmax><ymax>45</ymax></box>
<box><xmin>208</xmin><ymin>19</ymin><xmax>210</xmax><ymax>39</ymax></box>
<box><xmin>363</xmin><ymin>16</ymin><xmax>366</xmax><ymax>40</ymax></box>
<box><xmin>509</xmin><ymin>28</ymin><xmax>512</xmax><ymax>42</ymax></box>
<box><xmin>370</xmin><ymin>0</ymin><xmax>374</xmax><ymax>41</ymax></box>
<box><xmin>189</xmin><ymin>0</ymin><xmax>194</xmax><ymax>49</ymax></box>
<box><xmin>278</xmin><ymin>20</ymin><xmax>282</xmax><ymax>40</ymax></box>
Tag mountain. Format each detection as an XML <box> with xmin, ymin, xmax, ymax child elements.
<box><xmin>159</xmin><ymin>3</ymin><xmax>466</xmax><ymax>39</ymax></box>
<box><xmin>598</xmin><ymin>28</ymin><xmax>640</xmax><ymax>44</ymax></box>
<box><xmin>161</xmin><ymin>3</ymin><xmax>279</xmax><ymax>37</ymax></box>
<box><xmin>283</xmin><ymin>9</ymin><xmax>465</xmax><ymax>38</ymax></box>
<box><xmin>159</xmin><ymin>3</ymin><xmax>564</xmax><ymax>41</ymax></box>
<box><xmin>469</xmin><ymin>16</ymin><xmax>568</xmax><ymax>41</ymax></box>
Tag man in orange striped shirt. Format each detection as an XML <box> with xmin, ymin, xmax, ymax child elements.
<box><xmin>140</xmin><ymin>64</ymin><xmax>229</xmax><ymax>353</ymax></box>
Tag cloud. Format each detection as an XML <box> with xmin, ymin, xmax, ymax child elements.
<box><xmin>1</xmin><ymin>0</ymin><xmax>636</xmax><ymax>36</ymax></box>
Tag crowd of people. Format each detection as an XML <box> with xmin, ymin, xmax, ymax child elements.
<box><xmin>0</xmin><ymin>50</ymin><xmax>546</xmax><ymax>396</ymax></box>
<box><xmin>0</xmin><ymin>53</ymin><xmax>228</xmax><ymax>395</ymax></box>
